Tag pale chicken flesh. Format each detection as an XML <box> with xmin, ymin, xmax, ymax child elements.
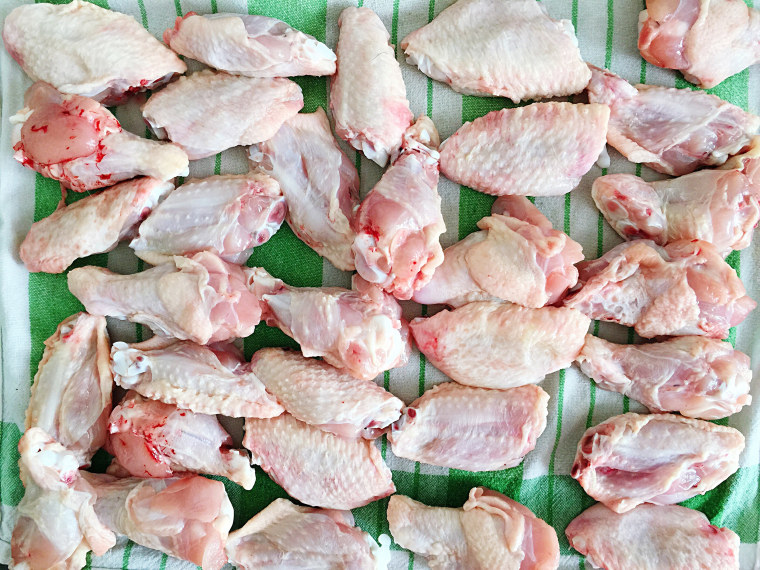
<box><xmin>401</xmin><ymin>0</ymin><xmax>591</xmax><ymax>101</ymax></box>
<box><xmin>250</xmin><ymin>347</ymin><xmax>403</xmax><ymax>439</ymax></box>
<box><xmin>164</xmin><ymin>12</ymin><xmax>336</xmax><ymax>77</ymax></box>
<box><xmin>243</xmin><ymin>413</ymin><xmax>395</xmax><ymax>509</ymax></box>
<box><xmin>247</xmin><ymin>269</ymin><xmax>411</xmax><ymax>381</ymax></box>
<box><xmin>439</xmin><ymin>102</ymin><xmax>610</xmax><ymax>196</ymax></box>
<box><xmin>142</xmin><ymin>70</ymin><xmax>303</xmax><ymax>160</ymax></box>
<box><xmin>10</xmin><ymin>82</ymin><xmax>189</xmax><ymax>192</ymax></box>
<box><xmin>11</xmin><ymin>429</ymin><xmax>116</xmax><ymax>570</ymax></box>
<box><xmin>2</xmin><ymin>0</ymin><xmax>185</xmax><ymax>105</ymax></box>
<box><xmin>414</xmin><ymin>196</ymin><xmax>583</xmax><ymax>307</ymax></box>
<box><xmin>352</xmin><ymin>116</ymin><xmax>445</xmax><ymax>300</ymax></box>
<box><xmin>387</xmin><ymin>487</ymin><xmax>559</xmax><ymax>570</ymax></box>
<box><xmin>108</xmin><ymin>391</ymin><xmax>256</xmax><ymax>489</ymax></box>
<box><xmin>563</xmin><ymin>239</ymin><xmax>756</xmax><ymax>338</ymax></box>
<box><xmin>639</xmin><ymin>0</ymin><xmax>760</xmax><ymax>88</ymax></box>
<box><xmin>82</xmin><ymin>472</ymin><xmax>233</xmax><ymax>570</ymax></box>
<box><xmin>566</xmin><ymin>503</ymin><xmax>740</xmax><ymax>570</ymax></box>
<box><xmin>226</xmin><ymin>498</ymin><xmax>390</xmax><ymax>570</ymax></box>
<box><xmin>572</xmin><ymin>412</ymin><xmax>744</xmax><ymax>513</ymax></box>
<box><xmin>410</xmin><ymin>301</ymin><xmax>590</xmax><ymax>389</ymax></box>
<box><xmin>330</xmin><ymin>7</ymin><xmax>413</xmax><ymax>166</ymax></box>
<box><xmin>592</xmin><ymin>138</ymin><xmax>760</xmax><ymax>255</ymax></box>
<box><xmin>130</xmin><ymin>172</ymin><xmax>285</xmax><ymax>265</ymax></box>
<box><xmin>389</xmin><ymin>382</ymin><xmax>549</xmax><ymax>471</ymax></box>
<box><xmin>68</xmin><ymin>251</ymin><xmax>262</xmax><ymax>344</ymax></box>
<box><xmin>26</xmin><ymin>313</ymin><xmax>111</xmax><ymax>467</ymax></box>
<box><xmin>586</xmin><ymin>65</ymin><xmax>760</xmax><ymax>176</ymax></box>
<box><xmin>249</xmin><ymin>107</ymin><xmax>360</xmax><ymax>270</ymax></box>
<box><xmin>577</xmin><ymin>334</ymin><xmax>752</xmax><ymax>419</ymax></box>
<box><xmin>111</xmin><ymin>337</ymin><xmax>284</xmax><ymax>418</ymax></box>
<box><xmin>21</xmin><ymin>177</ymin><xmax>172</xmax><ymax>274</ymax></box>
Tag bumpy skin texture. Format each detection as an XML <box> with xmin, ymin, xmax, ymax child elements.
<box><xmin>26</xmin><ymin>313</ymin><xmax>112</xmax><ymax>467</ymax></box>
<box><xmin>164</xmin><ymin>12</ymin><xmax>336</xmax><ymax>77</ymax></box>
<box><xmin>576</xmin><ymin>334</ymin><xmax>752</xmax><ymax>419</ymax></box>
<box><xmin>249</xmin><ymin>108</ymin><xmax>359</xmax><ymax>270</ymax></box>
<box><xmin>389</xmin><ymin>382</ymin><xmax>549</xmax><ymax>471</ymax></box>
<box><xmin>142</xmin><ymin>70</ymin><xmax>303</xmax><ymax>160</ymax></box>
<box><xmin>639</xmin><ymin>0</ymin><xmax>760</xmax><ymax>89</ymax></box>
<box><xmin>21</xmin><ymin>178</ymin><xmax>172</xmax><ymax>273</ymax></box>
<box><xmin>586</xmin><ymin>65</ymin><xmax>760</xmax><ymax>176</ymax></box>
<box><xmin>352</xmin><ymin>116</ymin><xmax>445</xmax><ymax>300</ymax></box>
<box><xmin>414</xmin><ymin>196</ymin><xmax>583</xmax><ymax>307</ymax></box>
<box><xmin>410</xmin><ymin>301</ymin><xmax>590</xmax><ymax>389</ymax></box>
<box><xmin>439</xmin><ymin>102</ymin><xmax>610</xmax><ymax>196</ymax></box>
<box><xmin>108</xmin><ymin>391</ymin><xmax>256</xmax><ymax>489</ymax></box>
<box><xmin>388</xmin><ymin>488</ymin><xmax>559</xmax><ymax>570</ymax></box>
<box><xmin>2</xmin><ymin>0</ymin><xmax>185</xmax><ymax>104</ymax></box>
<box><xmin>592</xmin><ymin>138</ymin><xmax>760</xmax><ymax>256</ymax></box>
<box><xmin>401</xmin><ymin>0</ymin><xmax>591</xmax><ymax>101</ymax></box>
<box><xmin>247</xmin><ymin>269</ymin><xmax>411</xmax><ymax>381</ymax></box>
<box><xmin>563</xmin><ymin>239</ymin><xmax>756</xmax><ymax>339</ymax></box>
<box><xmin>572</xmin><ymin>412</ymin><xmax>745</xmax><ymax>513</ymax></box>
<box><xmin>130</xmin><ymin>173</ymin><xmax>285</xmax><ymax>265</ymax></box>
<box><xmin>251</xmin><ymin>347</ymin><xmax>403</xmax><ymax>439</ymax></box>
<box><xmin>566</xmin><ymin>503</ymin><xmax>740</xmax><ymax>570</ymax></box>
<box><xmin>111</xmin><ymin>337</ymin><xmax>283</xmax><ymax>418</ymax></box>
<box><xmin>11</xmin><ymin>429</ymin><xmax>116</xmax><ymax>570</ymax></box>
<box><xmin>243</xmin><ymin>413</ymin><xmax>396</xmax><ymax>509</ymax></box>
<box><xmin>83</xmin><ymin>473</ymin><xmax>233</xmax><ymax>570</ymax></box>
<box><xmin>10</xmin><ymin>82</ymin><xmax>189</xmax><ymax>192</ymax></box>
<box><xmin>226</xmin><ymin>498</ymin><xmax>389</xmax><ymax>570</ymax></box>
<box><xmin>69</xmin><ymin>252</ymin><xmax>262</xmax><ymax>345</ymax></box>
<box><xmin>330</xmin><ymin>7</ymin><xmax>413</xmax><ymax>166</ymax></box>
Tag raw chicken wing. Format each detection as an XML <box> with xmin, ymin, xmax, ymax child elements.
<box><xmin>26</xmin><ymin>312</ymin><xmax>111</xmax><ymax>466</ymax></box>
<box><xmin>251</xmin><ymin>347</ymin><xmax>403</xmax><ymax>438</ymax></box>
<box><xmin>21</xmin><ymin>177</ymin><xmax>172</xmax><ymax>274</ymax></box>
<box><xmin>130</xmin><ymin>173</ymin><xmax>285</xmax><ymax>265</ymax></box>
<box><xmin>639</xmin><ymin>0</ymin><xmax>760</xmax><ymax>88</ymax></box>
<box><xmin>164</xmin><ymin>13</ymin><xmax>336</xmax><ymax>77</ymax></box>
<box><xmin>592</xmin><ymin>138</ymin><xmax>760</xmax><ymax>255</ymax></box>
<box><xmin>108</xmin><ymin>391</ymin><xmax>256</xmax><ymax>489</ymax></box>
<box><xmin>69</xmin><ymin>251</ymin><xmax>261</xmax><ymax>344</ymax></box>
<box><xmin>142</xmin><ymin>70</ymin><xmax>303</xmax><ymax>160</ymax></box>
<box><xmin>577</xmin><ymin>334</ymin><xmax>752</xmax><ymax>419</ymax></box>
<box><xmin>388</xmin><ymin>487</ymin><xmax>559</xmax><ymax>570</ymax></box>
<box><xmin>247</xmin><ymin>268</ymin><xmax>411</xmax><ymax>381</ymax></box>
<box><xmin>243</xmin><ymin>413</ymin><xmax>395</xmax><ymax>509</ymax></box>
<box><xmin>2</xmin><ymin>0</ymin><xmax>185</xmax><ymax>104</ymax></box>
<box><xmin>352</xmin><ymin>116</ymin><xmax>445</xmax><ymax>300</ymax></box>
<box><xmin>226</xmin><ymin>498</ymin><xmax>390</xmax><ymax>570</ymax></box>
<box><xmin>11</xmin><ymin>428</ymin><xmax>116</xmax><ymax>570</ymax></box>
<box><xmin>83</xmin><ymin>472</ymin><xmax>233</xmax><ymax>570</ymax></box>
<box><xmin>563</xmin><ymin>239</ymin><xmax>756</xmax><ymax>338</ymax></box>
<box><xmin>586</xmin><ymin>66</ymin><xmax>760</xmax><ymax>176</ymax></box>
<box><xmin>401</xmin><ymin>0</ymin><xmax>591</xmax><ymax>101</ymax></box>
<box><xmin>566</xmin><ymin>503</ymin><xmax>740</xmax><ymax>570</ymax></box>
<box><xmin>439</xmin><ymin>102</ymin><xmax>610</xmax><ymax>196</ymax></box>
<box><xmin>249</xmin><ymin>107</ymin><xmax>359</xmax><ymax>270</ymax></box>
<box><xmin>389</xmin><ymin>382</ymin><xmax>549</xmax><ymax>471</ymax></box>
<box><xmin>410</xmin><ymin>301</ymin><xmax>590</xmax><ymax>389</ymax></box>
<box><xmin>572</xmin><ymin>412</ymin><xmax>744</xmax><ymax>512</ymax></box>
<box><xmin>10</xmin><ymin>82</ymin><xmax>189</xmax><ymax>192</ymax></box>
<box><xmin>330</xmin><ymin>7</ymin><xmax>413</xmax><ymax>166</ymax></box>
<box><xmin>111</xmin><ymin>337</ymin><xmax>283</xmax><ymax>417</ymax></box>
<box><xmin>414</xmin><ymin>196</ymin><xmax>583</xmax><ymax>307</ymax></box>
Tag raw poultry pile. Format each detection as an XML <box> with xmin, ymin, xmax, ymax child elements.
<box><xmin>3</xmin><ymin>0</ymin><xmax>760</xmax><ymax>568</ymax></box>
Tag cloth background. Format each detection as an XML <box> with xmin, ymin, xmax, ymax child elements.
<box><xmin>1</xmin><ymin>0</ymin><xmax>759</xmax><ymax>568</ymax></box>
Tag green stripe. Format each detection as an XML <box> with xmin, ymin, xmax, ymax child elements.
<box><xmin>159</xmin><ymin>554</ymin><xmax>168</xmax><ymax>570</ymax></box>
<box><xmin>210</xmin><ymin>0</ymin><xmax>218</xmax><ymax>13</ymax></box>
<box><xmin>214</xmin><ymin>153</ymin><xmax>222</xmax><ymax>176</ymax></box>
<box><xmin>121</xmin><ymin>540</ymin><xmax>133</xmax><ymax>570</ymax></box>
<box><xmin>604</xmin><ymin>0</ymin><xmax>614</xmax><ymax>69</ymax></box>
<box><xmin>136</xmin><ymin>0</ymin><xmax>148</xmax><ymax>29</ymax></box>
<box><xmin>546</xmin><ymin>368</ymin><xmax>566</xmax><ymax>527</ymax></box>
<box><xmin>391</xmin><ymin>0</ymin><xmax>400</xmax><ymax>51</ymax></box>
<box><xmin>586</xmin><ymin>321</ymin><xmax>600</xmax><ymax>428</ymax></box>
<box><xmin>174</xmin><ymin>0</ymin><xmax>183</xmax><ymax>16</ymax></box>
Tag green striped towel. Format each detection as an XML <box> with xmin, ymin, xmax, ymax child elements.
<box><xmin>0</xmin><ymin>0</ymin><xmax>758</xmax><ymax>568</ymax></box>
